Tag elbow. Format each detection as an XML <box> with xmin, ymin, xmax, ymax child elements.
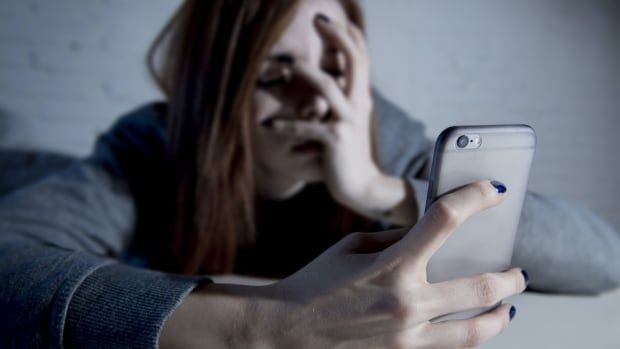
<box><xmin>521</xmin><ymin>244</ymin><xmax>620</xmax><ymax>296</ymax></box>
<box><xmin>585</xmin><ymin>226</ymin><xmax>620</xmax><ymax>295</ymax></box>
<box><xmin>583</xmin><ymin>254</ymin><xmax>620</xmax><ymax>296</ymax></box>
<box><xmin>561</xmin><ymin>249</ymin><xmax>620</xmax><ymax>296</ymax></box>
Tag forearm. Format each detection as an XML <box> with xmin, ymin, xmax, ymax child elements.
<box><xmin>0</xmin><ymin>162</ymin><xmax>141</xmax><ymax>347</ymax></box>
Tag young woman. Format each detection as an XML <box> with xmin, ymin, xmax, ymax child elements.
<box><xmin>1</xmin><ymin>0</ymin><xmax>618</xmax><ymax>348</ymax></box>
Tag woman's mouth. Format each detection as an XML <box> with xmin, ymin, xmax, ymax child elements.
<box><xmin>292</xmin><ymin>140</ymin><xmax>324</xmax><ymax>155</ymax></box>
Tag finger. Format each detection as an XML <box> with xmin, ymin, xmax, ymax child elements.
<box><xmin>272</xmin><ymin>119</ymin><xmax>332</xmax><ymax>143</ymax></box>
<box><xmin>316</xmin><ymin>16</ymin><xmax>364</xmax><ymax>54</ymax></box>
<box><xmin>344</xmin><ymin>22</ymin><xmax>371</xmax><ymax>107</ymax></box>
<box><xmin>315</xmin><ymin>17</ymin><xmax>371</xmax><ymax>102</ymax></box>
<box><xmin>331</xmin><ymin>50</ymin><xmax>347</xmax><ymax>90</ymax></box>
<box><xmin>346</xmin><ymin>22</ymin><xmax>368</xmax><ymax>55</ymax></box>
<box><xmin>291</xmin><ymin>61</ymin><xmax>351</xmax><ymax>120</ymax></box>
<box><xmin>338</xmin><ymin>228</ymin><xmax>409</xmax><ymax>254</ymax></box>
<box><xmin>337</xmin><ymin>303</ymin><xmax>513</xmax><ymax>349</ymax></box>
<box><xmin>424</xmin><ymin>303</ymin><xmax>514</xmax><ymax>348</ymax></box>
<box><xmin>381</xmin><ymin>180</ymin><xmax>507</xmax><ymax>272</ymax></box>
<box><xmin>315</xmin><ymin>17</ymin><xmax>360</xmax><ymax>96</ymax></box>
<box><xmin>421</xmin><ymin>268</ymin><xmax>526</xmax><ymax>320</ymax></box>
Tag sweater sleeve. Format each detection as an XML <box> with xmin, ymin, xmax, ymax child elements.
<box><xmin>511</xmin><ymin>192</ymin><xmax>620</xmax><ymax>294</ymax></box>
<box><xmin>373</xmin><ymin>90</ymin><xmax>620</xmax><ymax>295</ymax></box>
<box><xmin>372</xmin><ymin>88</ymin><xmax>433</xmax><ymax>222</ymax></box>
<box><xmin>0</xmin><ymin>103</ymin><xmax>208</xmax><ymax>348</ymax></box>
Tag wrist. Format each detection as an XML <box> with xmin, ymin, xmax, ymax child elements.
<box><xmin>363</xmin><ymin>172</ymin><xmax>405</xmax><ymax>212</ymax></box>
<box><xmin>159</xmin><ymin>283</ymin><xmax>261</xmax><ymax>349</ymax></box>
<box><xmin>347</xmin><ymin>171</ymin><xmax>418</xmax><ymax>226</ymax></box>
<box><xmin>332</xmin><ymin>164</ymin><xmax>383</xmax><ymax>208</ymax></box>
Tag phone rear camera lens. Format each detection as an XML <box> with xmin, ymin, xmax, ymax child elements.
<box><xmin>457</xmin><ymin>135</ymin><xmax>469</xmax><ymax>148</ymax></box>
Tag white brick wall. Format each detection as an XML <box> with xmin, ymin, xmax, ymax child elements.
<box><xmin>0</xmin><ymin>0</ymin><xmax>182</xmax><ymax>154</ymax></box>
<box><xmin>0</xmin><ymin>0</ymin><xmax>618</xmax><ymax>228</ymax></box>
<box><xmin>361</xmin><ymin>0</ymin><xmax>620</xmax><ymax>229</ymax></box>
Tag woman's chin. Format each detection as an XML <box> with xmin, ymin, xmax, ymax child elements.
<box><xmin>279</xmin><ymin>153</ymin><xmax>325</xmax><ymax>183</ymax></box>
<box><xmin>293</xmin><ymin>166</ymin><xmax>324</xmax><ymax>183</ymax></box>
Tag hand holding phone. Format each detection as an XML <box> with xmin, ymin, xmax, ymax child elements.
<box><xmin>425</xmin><ymin>125</ymin><xmax>536</xmax><ymax>321</ymax></box>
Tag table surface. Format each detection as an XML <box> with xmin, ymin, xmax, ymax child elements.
<box><xmin>481</xmin><ymin>288</ymin><xmax>620</xmax><ymax>349</ymax></box>
<box><xmin>212</xmin><ymin>275</ymin><xmax>620</xmax><ymax>348</ymax></box>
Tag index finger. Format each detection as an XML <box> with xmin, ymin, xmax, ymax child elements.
<box><xmin>290</xmin><ymin>60</ymin><xmax>350</xmax><ymax>119</ymax></box>
<box><xmin>315</xmin><ymin>16</ymin><xmax>369</xmax><ymax>99</ymax></box>
<box><xmin>380</xmin><ymin>180</ymin><xmax>507</xmax><ymax>275</ymax></box>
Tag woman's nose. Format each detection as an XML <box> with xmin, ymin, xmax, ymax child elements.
<box><xmin>298</xmin><ymin>95</ymin><xmax>329</xmax><ymax>121</ymax></box>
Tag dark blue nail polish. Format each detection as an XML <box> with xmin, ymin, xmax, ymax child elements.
<box><xmin>509</xmin><ymin>306</ymin><xmax>517</xmax><ymax>321</ymax></box>
<box><xmin>521</xmin><ymin>269</ymin><xmax>529</xmax><ymax>287</ymax></box>
<box><xmin>491</xmin><ymin>180</ymin><xmax>507</xmax><ymax>194</ymax></box>
<box><xmin>316</xmin><ymin>13</ymin><xmax>331</xmax><ymax>23</ymax></box>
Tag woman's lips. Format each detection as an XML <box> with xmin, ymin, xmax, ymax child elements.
<box><xmin>292</xmin><ymin>140</ymin><xmax>323</xmax><ymax>154</ymax></box>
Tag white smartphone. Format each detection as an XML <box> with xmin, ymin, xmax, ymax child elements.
<box><xmin>425</xmin><ymin>125</ymin><xmax>536</xmax><ymax>322</ymax></box>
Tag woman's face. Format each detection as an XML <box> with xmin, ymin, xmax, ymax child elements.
<box><xmin>251</xmin><ymin>0</ymin><xmax>349</xmax><ymax>199</ymax></box>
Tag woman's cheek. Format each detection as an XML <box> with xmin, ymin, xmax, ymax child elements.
<box><xmin>252</xmin><ymin>90</ymin><xmax>282</xmax><ymax>124</ymax></box>
<box><xmin>252</xmin><ymin>127</ymin><xmax>287</xmax><ymax>169</ymax></box>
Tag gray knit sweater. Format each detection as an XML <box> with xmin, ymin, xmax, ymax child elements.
<box><xmin>0</xmin><ymin>92</ymin><xmax>619</xmax><ymax>348</ymax></box>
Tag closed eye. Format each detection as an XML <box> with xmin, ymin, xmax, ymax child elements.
<box><xmin>258</xmin><ymin>54</ymin><xmax>294</xmax><ymax>89</ymax></box>
<box><xmin>257</xmin><ymin>76</ymin><xmax>289</xmax><ymax>88</ymax></box>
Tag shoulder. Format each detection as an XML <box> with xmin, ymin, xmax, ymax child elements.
<box><xmin>372</xmin><ymin>89</ymin><xmax>432</xmax><ymax>177</ymax></box>
<box><xmin>103</xmin><ymin>102</ymin><xmax>168</xmax><ymax>150</ymax></box>
<box><xmin>88</xmin><ymin>101</ymin><xmax>168</xmax><ymax>179</ymax></box>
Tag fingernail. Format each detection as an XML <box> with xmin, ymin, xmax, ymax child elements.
<box><xmin>316</xmin><ymin>13</ymin><xmax>330</xmax><ymax>24</ymax></box>
<box><xmin>490</xmin><ymin>180</ymin><xmax>507</xmax><ymax>194</ymax></box>
<box><xmin>521</xmin><ymin>269</ymin><xmax>529</xmax><ymax>287</ymax></box>
<box><xmin>509</xmin><ymin>306</ymin><xmax>517</xmax><ymax>321</ymax></box>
